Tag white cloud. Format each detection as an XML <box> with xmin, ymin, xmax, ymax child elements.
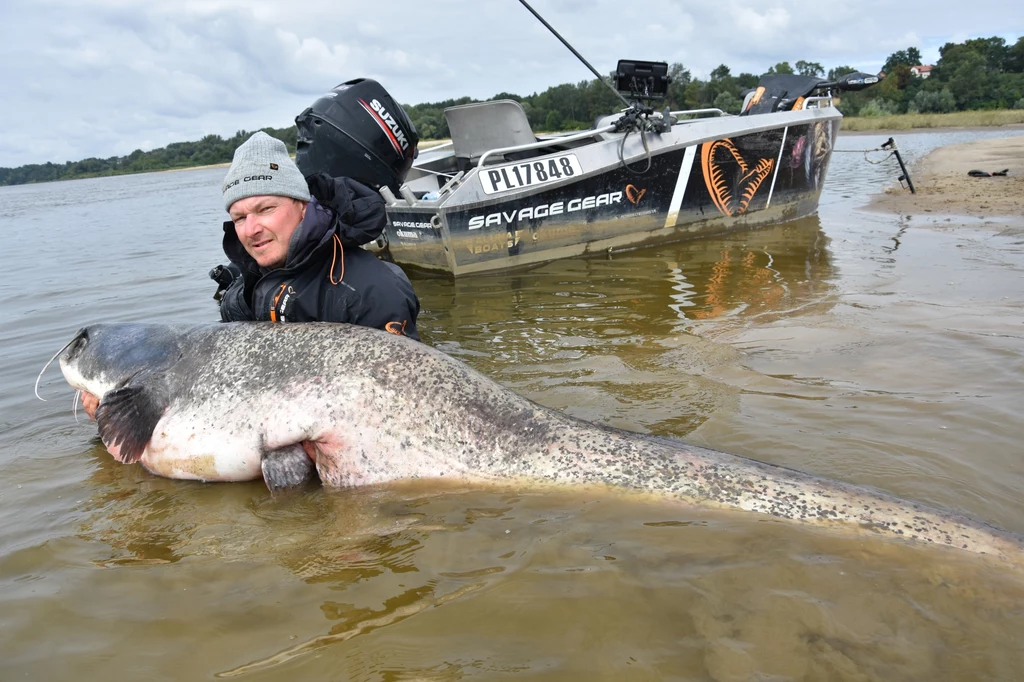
<box><xmin>732</xmin><ymin>5</ymin><xmax>791</xmax><ymax>36</ymax></box>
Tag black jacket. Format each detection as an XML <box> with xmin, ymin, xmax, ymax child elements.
<box><xmin>218</xmin><ymin>174</ymin><xmax>420</xmax><ymax>340</ymax></box>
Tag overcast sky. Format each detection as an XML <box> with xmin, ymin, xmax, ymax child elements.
<box><xmin>2</xmin><ymin>0</ymin><xmax>1021</xmax><ymax>167</ymax></box>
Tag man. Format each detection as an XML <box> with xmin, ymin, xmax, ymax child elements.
<box><xmin>217</xmin><ymin>131</ymin><xmax>420</xmax><ymax>337</ymax></box>
<box><xmin>82</xmin><ymin>131</ymin><xmax>420</xmax><ymax>420</ymax></box>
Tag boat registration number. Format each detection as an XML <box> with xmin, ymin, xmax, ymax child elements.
<box><xmin>480</xmin><ymin>154</ymin><xmax>583</xmax><ymax>195</ymax></box>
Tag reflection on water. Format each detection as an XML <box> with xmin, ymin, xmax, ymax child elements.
<box><xmin>427</xmin><ymin>215</ymin><xmax>834</xmax><ymax>330</ymax></box>
<box><xmin>2</xmin><ymin>130</ymin><xmax>1024</xmax><ymax>680</ymax></box>
<box><xmin>409</xmin><ymin>217</ymin><xmax>838</xmax><ymax>440</ymax></box>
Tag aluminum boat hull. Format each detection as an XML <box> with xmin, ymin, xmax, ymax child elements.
<box><xmin>381</xmin><ymin>107</ymin><xmax>841</xmax><ymax>277</ymax></box>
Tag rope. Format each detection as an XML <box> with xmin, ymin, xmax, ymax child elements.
<box><xmin>833</xmin><ymin>147</ymin><xmax>898</xmax><ymax>165</ymax></box>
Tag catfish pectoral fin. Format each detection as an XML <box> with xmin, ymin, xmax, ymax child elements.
<box><xmin>261</xmin><ymin>444</ymin><xmax>319</xmax><ymax>493</ymax></box>
<box><xmin>95</xmin><ymin>382</ymin><xmax>167</xmax><ymax>464</ymax></box>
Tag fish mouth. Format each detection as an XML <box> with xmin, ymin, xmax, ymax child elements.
<box><xmin>55</xmin><ymin>327</ymin><xmax>116</xmax><ymax>398</ymax></box>
<box><xmin>36</xmin><ymin>328</ymin><xmax>89</xmax><ymax>401</ymax></box>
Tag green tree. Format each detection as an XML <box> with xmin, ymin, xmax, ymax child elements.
<box><xmin>713</xmin><ymin>91</ymin><xmax>741</xmax><ymax>113</ymax></box>
<box><xmin>892</xmin><ymin>64</ymin><xmax>914</xmax><ymax>89</ymax></box>
<box><xmin>666</xmin><ymin>63</ymin><xmax>692</xmax><ymax>109</ymax></box>
<box><xmin>683</xmin><ymin>80</ymin><xmax>703</xmax><ymax>108</ymax></box>
<box><xmin>858</xmin><ymin>99</ymin><xmax>899</xmax><ymax>116</ymax></box>
<box><xmin>942</xmin><ymin>49</ymin><xmax>991</xmax><ymax>109</ymax></box>
<box><xmin>883</xmin><ymin>47</ymin><xmax>922</xmax><ymax>74</ymax></box>
<box><xmin>958</xmin><ymin>37</ymin><xmax>1009</xmax><ymax>71</ymax></box>
<box><xmin>795</xmin><ymin>60</ymin><xmax>824</xmax><ymax>77</ymax></box>
<box><xmin>827</xmin><ymin>65</ymin><xmax>859</xmax><ymax>81</ymax></box>
<box><xmin>767</xmin><ymin>61</ymin><xmax>794</xmax><ymax>75</ymax></box>
<box><xmin>1007</xmin><ymin>36</ymin><xmax>1024</xmax><ymax>73</ymax></box>
<box><xmin>932</xmin><ymin>38</ymin><xmax>1018</xmax><ymax>109</ymax></box>
<box><xmin>710</xmin><ymin>64</ymin><xmax>731</xmax><ymax>81</ymax></box>
<box><xmin>736</xmin><ymin>72</ymin><xmax>759</xmax><ymax>89</ymax></box>
<box><xmin>909</xmin><ymin>88</ymin><xmax>957</xmax><ymax>113</ymax></box>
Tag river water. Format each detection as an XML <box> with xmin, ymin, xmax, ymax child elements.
<box><xmin>2</xmin><ymin>129</ymin><xmax>1023</xmax><ymax>681</ymax></box>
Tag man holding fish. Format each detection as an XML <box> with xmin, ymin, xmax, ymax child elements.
<box><xmin>82</xmin><ymin>131</ymin><xmax>421</xmax><ymax>419</ymax></box>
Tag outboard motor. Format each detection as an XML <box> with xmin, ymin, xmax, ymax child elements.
<box><xmin>295</xmin><ymin>78</ymin><xmax>419</xmax><ymax>193</ymax></box>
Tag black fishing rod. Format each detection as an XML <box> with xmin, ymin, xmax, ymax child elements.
<box><xmin>516</xmin><ymin>0</ymin><xmax>632</xmax><ymax>109</ymax></box>
<box><xmin>516</xmin><ymin>0</ymin><xmax>667</xmax><ymax>174</ymax></box>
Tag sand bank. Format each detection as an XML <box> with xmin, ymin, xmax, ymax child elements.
<box><xmin>867</xmin><ymin>135</ymin><xmax>1024</xmax><ymax>220</ymax></box>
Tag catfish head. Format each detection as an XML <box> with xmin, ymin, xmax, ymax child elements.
<box><xmin>58</xmin><ymin>323</ymin><xmax>185</xmax><ymax>399</ymax></box>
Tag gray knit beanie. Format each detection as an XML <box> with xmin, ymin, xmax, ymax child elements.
<box><xmin>222</xmin><ymin>131</ymin><xmax>311</xmax><ymax>211</ymax></box>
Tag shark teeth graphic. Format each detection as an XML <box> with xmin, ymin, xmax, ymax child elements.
<box><xmin>701</xmin><ymin>138</ymin><xmax>775</xmax><ymax>216</ymax></box>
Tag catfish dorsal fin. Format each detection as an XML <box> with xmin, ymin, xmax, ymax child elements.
<box><xmin>95</xmin><ymin>378</ymin><xmax>168</xmax><ymax>464</ymax></box>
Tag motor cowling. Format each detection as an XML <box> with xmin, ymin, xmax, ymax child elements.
<box><xmin>295</xmin><ymin>78</ymin><xmax>419</xmax><ymax>193</ymax></box>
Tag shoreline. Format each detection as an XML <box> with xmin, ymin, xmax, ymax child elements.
<box><xmin>159</xmin><ymin>162</ymin><xmax>230</xmax><ymax>174</ymax></box>
<box><xmin>864</xmin><ymin>134</ymin><xmax>1024</xmax><ymax>223</ymax></box>
<box><xmin>842</xmin><ymin>123</ymin><xmax>1024</xmax><ymax>137</ymax></box>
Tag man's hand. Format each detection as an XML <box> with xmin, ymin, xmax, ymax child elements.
<box><xmin>81</xmin><ymin>392</ymin><xmax>99</xmax><ymax>421</ymax></box>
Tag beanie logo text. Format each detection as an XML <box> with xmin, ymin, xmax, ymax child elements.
<box><xmin>223</xmin><ymin>175</ymin><xmax>274</xmax><ymax>192</ymax></box>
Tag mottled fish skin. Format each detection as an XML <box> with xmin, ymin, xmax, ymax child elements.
<box><xmin>59</xmin><ymin>322</ymin><xmax>1024</xmax><ymax>563</ymax></box>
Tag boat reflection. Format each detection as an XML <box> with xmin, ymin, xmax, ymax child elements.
<box><xmin>415</xmin><ymin>214</ymin><xmax>835</xmax><ymax>335</ymax></box>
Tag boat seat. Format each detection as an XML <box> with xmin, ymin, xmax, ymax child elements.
<box><xmin>444</xmin><ymin>100</ymin><xmax>537</xmax><ymax>170</ymax></box>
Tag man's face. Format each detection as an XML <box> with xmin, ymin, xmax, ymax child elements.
<box><xmin>229</xmin><ymin>195</ymin><xmax>308</xmax><ymax>269</ymax></box>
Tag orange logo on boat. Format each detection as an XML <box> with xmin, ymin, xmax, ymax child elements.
<box><xmin>625</xmin><ymin>184</ymin><xmax>647</xmax><ymax>205</ymax></box>
<box><xmin>701</xmin><ymin>138</ymin><xmax>775</xmax><ymax>216</ymax></box>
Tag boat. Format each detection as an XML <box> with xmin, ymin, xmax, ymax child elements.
<box><xmin>375</xmin><ymin>67</ymin><xmax>877</xmax><ymax>277</ymax></box>
<box><xmin>292</xmin><ymin>1</ymin><xmax>879</xmax><ymax>278</ymax></box>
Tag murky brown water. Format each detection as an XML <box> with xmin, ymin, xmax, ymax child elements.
<box><xmin>3</xmin><ymin>129</ymin><xmax>1024</xmax><ymax>680</ymax></box>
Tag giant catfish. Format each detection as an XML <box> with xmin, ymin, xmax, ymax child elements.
<box><xmin>53</xmin><ymin>322</ymin><xmax>1024</xmax><ymax>564</ymax></box>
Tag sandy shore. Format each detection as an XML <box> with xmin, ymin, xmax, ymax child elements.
<box><xmin>867</xmin><ymin>135</ymin><xmax>1024</xmax><ymax>220</ymax></box>
<box><xmin>160</xmin><ymin>162</ymin><xmax>230</xmax><ymax>174</ymax></box>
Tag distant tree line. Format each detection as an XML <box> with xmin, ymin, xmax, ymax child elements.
<box><xmin>2</xmin><ymin>35</ymin><xmax>1021</xmax><ymax>186</ymax></box>
<box><xmin>838</xmin><ymin>37</ymin><xmax>1024</xmax><ymax>116</ymax></box>
<box><xmin>409</xmin><ymin>36</ymin><xmax>1023</xmax><ymax>134</ymax></box>
<box><xmin>0</xmin><ymin>126</ymin><xmax>296</xmax><ymax>187</ymax></box>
